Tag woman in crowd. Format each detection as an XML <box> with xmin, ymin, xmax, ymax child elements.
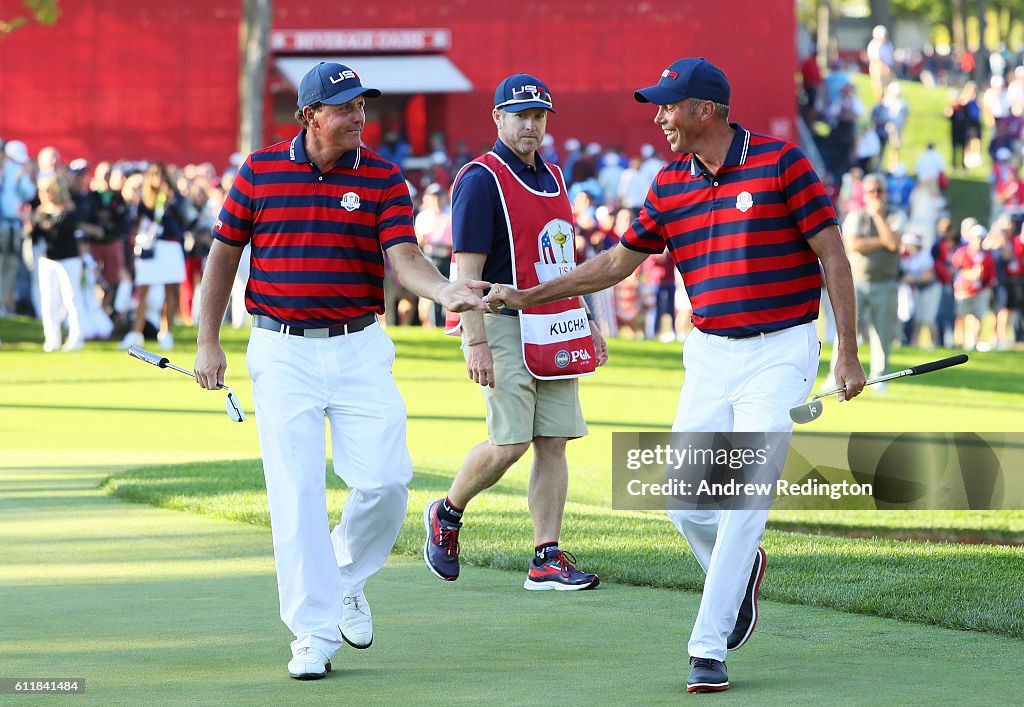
<box><xmin>119</xmin><ymin>162</ymin><xmax>186</xmax><ymax>350</ymax></box>
<box><xmin>28</xmin><ymin>175</ymin><xmax>85</xmax><ymax>352</ymax></box>
<box><xmin>931</xmin><ymin>216</ymin><xmax>960</xmax><ymax>348</ymax></box>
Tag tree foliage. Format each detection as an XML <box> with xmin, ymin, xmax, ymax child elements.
<box><xmin>800</xmin><ymin>0</ymin><xmax>1021</xmax><ymax>49</ymax></box>
<box><xmin>0</xmin><ymin>0</ymin><xmax>60</xmax><ymax>38</ymax></box>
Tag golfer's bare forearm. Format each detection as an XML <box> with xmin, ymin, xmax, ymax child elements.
<box><xmin>451</xmin><ymin>253</ymin><xmax>487</xmax><ymax>342</ymax></box>
<box><xmin>824</xmin><ymin>261</ymin><xmax>859</xmax><ymax>355</ymax></box>
<box><xmin>523</xmin><ymin>244</ymin><xmax>645</xmax><ymax>307</ymax></box>
<box><xmin>811</xmin><ymin>227</ymin><xmax>858</xmax><ymax>355</ymax></box>
<box><xmin>197</xmin><ymin>239</ymin><xmax>243</xmax><ymax>345</ymax></box>
<box><xmin>387</xmin><ymin>242</ymin><xmax>450</xmax><ymax>302</ymax></box>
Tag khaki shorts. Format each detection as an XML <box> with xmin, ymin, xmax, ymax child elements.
<box><xmin>955</xmin><ymin>290</ymin><xmax>991</xmax><ymax>319</ymax></box>
<box><xmin>481</xmin><ymin>313</ymin><xmax>588</xmax><ymax>445</ymax></box>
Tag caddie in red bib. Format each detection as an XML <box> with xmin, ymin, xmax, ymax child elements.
<box><xmin>425</xmin><ymin>72</ymin><xmax>606</xmax><ymax>593</ymax></box>
<box><xmin>447</xmin><ymin>152</ymin><xmax>597</xmax><ymax>379</ymax></box>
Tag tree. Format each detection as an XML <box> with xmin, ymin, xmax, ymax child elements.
<box><xmin>890</xmin><ymin>0</ymin><xmax>949</xmax><ymax>32</ymax></box>
<box><xmin>975</xmin><ymin>0</ymin><xmax>988</xmax><ymax>82</ymax></box>
<box><xmin>870</xmin><ymin>0</ymin><xmax>892</xmax><ymax>32</ymax></box>
<box><xmin>239</xmin><ymin>0</ymin><xmax>272</xmax><ymax>157</ymax></box>
<box><xmin>950</xmin><ymin>0</ymin><xmax>967</xmax><ymax>53</ymax></box>
<box><xmin>0</xmin><ymin>0</ymin><xmax>60</xmax><ymax>38</ymax></box>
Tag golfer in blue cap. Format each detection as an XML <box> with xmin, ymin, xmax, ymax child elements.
<box><xmin>485</xmin><ymin>57</ymin><xmax>866</xmax><ymax>693</ymax></box>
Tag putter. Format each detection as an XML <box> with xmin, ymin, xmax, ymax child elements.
<box><xmin>128</xmin><ymin>345</ymin><xmax>247</xmax><ymax>423</ymax></box>
<box><xmin>789</xmin><ymin>354</ymin><xmax>968</xmax><ymax>424</ymax></box>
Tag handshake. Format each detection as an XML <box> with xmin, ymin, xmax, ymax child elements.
<box><xmin>441</xmin><ymin>280</ymin><xmax>528</xmax><ymax>313</ymax></box>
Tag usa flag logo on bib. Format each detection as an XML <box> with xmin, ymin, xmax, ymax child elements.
<box><xmin>534</xmin><ymin>218</ymin><xmax>575</xmax><ymax>284</ymax></box>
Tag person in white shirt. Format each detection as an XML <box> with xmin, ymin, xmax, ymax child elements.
<box><xmin>882</xmin><ymin>82</ymin><xmax>910</xmax><ymax>161</ymax></box>
<box><xmin>618</xmin><ymin>156</ymin><xmax>649</xmax><ymax>214</ymax></box>
<box><xmin>915</xmin><ymin>143</ymin><xmax>948</xmax><ymax>185</ymax></box>
<box><xmin>899</xmin><ymin>230</ymin><xmax>941</xmax><ymax>347</ymax></box>
<box><xmin>637</xmin><ymin>143</ymin><xmax>665</xmax><ymax>187</ymax></box>
<box><xmin>982</xmin><ymin>75</ymin><xmax>1011</xmax><ymax>127</ymax></box>
<box><xmin>866</xmin><ymin>25</ymin><xmax>895</xmax><ymax>102</ymax></box>
<box><xmin>1005</xmin><ymin>66</ymin><xmax>1024</xmax><ymax>116</ymax></box>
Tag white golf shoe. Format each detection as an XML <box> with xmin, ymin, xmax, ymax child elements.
<box><xmin>340</xmin><ymin>592</ymin><xmax>373</xmax><ymax>649</ymax></box>
<box><xmin>287</xmin><ymin>646</ymin><xmax>331</xmax><ymax>680</ymax></box>
<box><xmin>157</xmin><ymin>331</ymin><xmax>174</xmax><ymax>351</ymax></box>
<box><xmin>119</xmin><ymin>331</ymin><xmax>144</xmax><ymax>350</ymax></box>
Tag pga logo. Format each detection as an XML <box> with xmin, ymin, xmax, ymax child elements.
<box><xmin>554</xmin><ymin>349</ymin><xmax>593</xmax><ymax>368</ymax></box>
<box><xmin>329</xmin><ymin>70</ymin><xmax>357</xmax><ymax>84</ymax></box>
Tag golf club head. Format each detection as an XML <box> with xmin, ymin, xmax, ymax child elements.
<box><xmin>789</xmin><ymin>399</ymin><xmax>823</xmax><ymax>425</ymax></box>
<box><xmin>224</xmin><ymin>387</ymin><xmax>246</xmax><ymax>423</ymax></box>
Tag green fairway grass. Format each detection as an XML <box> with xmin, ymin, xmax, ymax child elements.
<box><xmin>5</xmin><ymin>319</ymin><xmax>1022</xmax><ymax>631</ymax></box>
<box><xmin>102</xmin><ymin>459</ymin><xmax>1024</xmax><ymax>638</ymax></box>
<box><xmin>4</xmin><ymin>459</ymin><xmax>1024</xmax><ymax>705</ymax></box>
<box><xmin>3</xmin><ymin>318</ymin><xmax>1024</xmax><ymax>702</ymax></box>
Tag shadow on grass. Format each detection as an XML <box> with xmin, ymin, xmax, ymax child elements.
<box><xmin>103</xmin><ymin>458</ymin><xmax>1024</xmax><ymax>638</ymax></box>
<box><xmin>769</xmin><ymin>520</ymin><xmax>1024</xmax><ymax>546</ymax></box>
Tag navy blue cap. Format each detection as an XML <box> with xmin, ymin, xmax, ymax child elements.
<box><xmin>297</xmin><ymin>62</ymin><xmax>381</xmax><ymax>109</ymax></box>
<box><xmin>494</xmin><ymin>73</ymin><xmax>556</xmax><ymax>113</ymax></box>
<box><xmin>634</xmin><ymin>58</ymin><xmax>730</xmax><ymax>106</ymax></box>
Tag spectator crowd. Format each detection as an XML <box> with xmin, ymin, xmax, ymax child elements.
<box><xmin>799</xmin><ymin>25</ymin><xmax>1024</xmax><ymax>365</ymax></box>
<box><xmin>2</xmin><ymin>34</ymin><xmax>1023</xmax><ymax>356</ymax></box>
<box><xmin>0</xmin><ymin>142</ymin><xmax>236</xmax><ymax>351</ymax></box>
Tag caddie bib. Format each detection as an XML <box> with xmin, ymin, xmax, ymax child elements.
<box><xmin>445</xmin><ymin>152</ymin><xmax>596</xmax><ymax>379</ymax></box>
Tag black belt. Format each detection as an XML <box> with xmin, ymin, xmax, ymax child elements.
<box><xmin>252</xmin><ymin>313</ymin><xmax>377</xmax><ymax>338</ymax></box>
<box><xmin>725</xmin><ymin>327</ymin><xmax>790</xmax><ymax>340</ymax></box>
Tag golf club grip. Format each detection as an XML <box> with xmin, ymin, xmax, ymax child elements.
<box><xmin>127</xmin><ymin>345</ymin><xmax>169</xmax><ymax>368</ymax></box>
<box><xmin>909</xmin><ymin>354</ymin><xmax>968</xmax><ymax>376</ymax></box>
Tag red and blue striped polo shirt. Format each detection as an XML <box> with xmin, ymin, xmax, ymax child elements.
<box><xmin>213</xmin><ymin>131</ymin><xmax>416</xmax><ymax>327</ymax></box>
<box><xmin>622</xmin><ymin>124</ymin><xmax>838</xmax><ymax>337</ymax></box>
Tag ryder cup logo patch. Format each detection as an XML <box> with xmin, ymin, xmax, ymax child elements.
<box><xmin>534</xmin><ymin>218</ymin><xmax>576</xmax><ymax>284</ymax></box>
<box><xmin>736</xmin><ymin>191</ymin><xmax>753</xmax><ymax>213</ymax></box>
<box><xmin>340</xmin><ymin>192</ymin><xmax>361</xmax><ymax>212</ymax></box>
<box><xmin>538</xmin><ymin>219</ymin><xmax>574</xmax><ymax>265</ymax></box>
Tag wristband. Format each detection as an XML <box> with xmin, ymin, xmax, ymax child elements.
<box><xmin>461</xmin><ymin>339</ymin><xmax>488</xmax><ymax>350</ymax></box>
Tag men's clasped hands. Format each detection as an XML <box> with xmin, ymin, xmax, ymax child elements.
<box><xmin>483</xmin><ymin>283</ymin><xmax>525</xmax><ymax>312</ymax></box>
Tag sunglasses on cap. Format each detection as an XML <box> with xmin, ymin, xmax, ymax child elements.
<box><xmin>496</xmin><ymin>87</ymin><xmax>553</xmax><ymax>109</ymax></box>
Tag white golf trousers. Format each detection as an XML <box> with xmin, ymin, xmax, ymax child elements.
<box><xmin>247</xmin><ymin>321</ymin><xmax>412</xmax><ymax>659</ymax></box>
<box><xmin>667</xmin><ymin>322</ymin><xmax>819</xmax><ymax>661</ymax></box>
<box><xmin>38</xmin><ymin>256</ymin><xmax>84</xmax><ymax>349</ymax></box>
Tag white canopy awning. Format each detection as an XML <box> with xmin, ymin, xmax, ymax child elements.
<box><xmin>276</xmin><ymin>55</ymin><xmax>473</xmax><ymax>95</ymax></box>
